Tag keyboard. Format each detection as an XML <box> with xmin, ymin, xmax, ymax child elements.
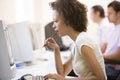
<box><xmin>34</xmin><ymin>75</ymin><xmax>55</xmax><ymax>80</ymax></box>
<box><xmin>33</xmin><ymin>75</ymin><xmax>45</xmax><ymax>80</ymax></box>
<box><xmin>18</xmin><ymin>74</ymin><xmax>55</xmax><ymax>80</ymax></box>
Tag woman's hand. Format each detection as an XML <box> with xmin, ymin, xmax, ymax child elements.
<box><xmin>44</xmin><ymin>37</ymin><xmax>59</xmax><ymax>50</ymax></box>
<box><xmin>44</xmin><ymin>73</ymin><xmax>65</xmax><ymax>80</ymax></box>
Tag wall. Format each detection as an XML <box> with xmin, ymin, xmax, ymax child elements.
<box><xmin>33</xmin><ymin>0</ymin><xmax>114</xmax><ymax>25</ymax></box>
<box><xmin>0</xmin><ymin>0</ymin><xmax>116</xmax><ymax>47</ymax></box>
<box><xmin>33</xmin><ymin>0</ymin><xmax>54</xmax><ymax>25</ymax></box>
<box><xmin>16</xmin><ymin>0</ymin><xmax>34</xmax><ymax>23</ymax></box>
<box><xmin>0</xmin><ymin>0</ymin><xmax>114</xmax><ymax>25</ymax></box>
<box><xmin>0</xmin><ymin>0</ymin><xmax>34</xmax><ymax>24</ymax></box>
<box><xmin>0</xmin><ymin>0</ymin><xmax>16</xmax><ymax>24</ymax></box>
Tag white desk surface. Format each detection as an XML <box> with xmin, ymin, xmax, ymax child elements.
<box><xmin>11</xmin><ymin>50</ymin><xmax>71</xmax><ymax>80</ymax></box>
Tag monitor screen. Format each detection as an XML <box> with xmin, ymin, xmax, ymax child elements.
<box><xmin>0</xmin><ymin>20</ymin><xmax>16</xmax><ymax>80</ymax></box>
<box><xmin>3</xmin><ymin>25</ymin><xmax>15</xmax><ymax>67</ymax></box>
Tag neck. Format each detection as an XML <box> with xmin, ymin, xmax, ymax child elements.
<box><xmin>114</xmin><ymin>19</ymin><xmax>120</xmax><ymax>26</ymax></box>
<box><xmin>67</xmin><ymin>30</ymin><xmax>80</xmax><ymax>41</ymax></box>
<box><xmin>97</xmin><ymin>17</ymin><xmax>103</xmax><ymax>24</ymax></box>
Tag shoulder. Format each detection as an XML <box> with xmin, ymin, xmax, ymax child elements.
<box><xmin>76</xmin><ymin>32</ymin><xmax>95</xmax><ymax>44</ymax></box>
<box><xmin>76</xmin><ymin>33</ymin><xmax>96</xmax><ymax>50</ymax></box>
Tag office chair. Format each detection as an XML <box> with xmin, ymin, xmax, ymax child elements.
<box><xmin>45</xmin><ymin>21</ymin><xmax>69</xmax><ymax>51</ymax></box>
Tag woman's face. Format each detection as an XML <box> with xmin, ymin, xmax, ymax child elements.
<box><xmin>52</xmin><ymin>10</ymin><xmax>68</xmax><ymax>37</ymax></box>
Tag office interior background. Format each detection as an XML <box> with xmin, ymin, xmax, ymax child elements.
<box><xmin>0</xmin><ymin>0</ymin><xmax>119</xmax><ymax>80</ymax></box>
<box><xmin>0</xmin><ymin>0</ymin><xmax>116</xmax><ymax>43</ymax></box>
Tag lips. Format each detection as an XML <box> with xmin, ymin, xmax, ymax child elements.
<box><xmin>54</xmin><ymin>31</ymin><xmax>59</xmax><ymax>36</ymax></box>
<box><xmin>55</xmin><ymin>30</ymin><xmax>58</xmax><ymax>33</ymax></box>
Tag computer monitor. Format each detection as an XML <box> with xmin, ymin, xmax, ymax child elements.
<box><xmin>0</xmin><ymin>20</ymin><xmax>16</xmax><ymax>80</ymax></box>
<box><xmin>8</xmin><ymin>22</ymin><xmax>34</xmax><ymax>63</ymax></box>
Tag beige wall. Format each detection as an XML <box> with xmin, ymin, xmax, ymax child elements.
<box><xmin>0</xmin><ymin>0</ymin><xmax>34</xmax><ymax>24</ymax></box>
<box><xmin>0</xmin><ymin>0</ymin><xmax>114</xmax><ymax>24</ymax></box>
<box><xmin>0</xmin><ymin>0</ymin><xmax>16</xmax><ymax>24</ymax></box>
<box><xmin>79</xmin><ymin>0</ymin><xmax>113</xmax><ymax>13</ymax></box>
<box><xmin>0</xmin><ymin>0</ymin><xmax>113</xmax><ymax>24</ymax></box>
<box><xmin>33</xmin><ymin>0</ymin><xmax>114</xmax><ymax>25</ymax></box>
<box><xmin>33</xmin><ymin>0</ymin><xmax>54</xmax><ymax>25</ymax></box>
<box><xmin>16</xmin><ymin>0</ymin><xmax>34</xmax><ymax>23</ymax></box>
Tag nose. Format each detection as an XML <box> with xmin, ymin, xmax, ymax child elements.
<box><xmin>52</xmin><ymin>23</ymin><xmax>56</xmax><ymax>29</ymax></box>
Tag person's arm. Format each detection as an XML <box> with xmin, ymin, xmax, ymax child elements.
<box><xmin>45</xmin><ymin>37</ymin><xmax>72</xmax><ymax>76</ymax></box>
<box><xmin>101</xmin><ymin>43</ymin><xmax>107</xmax><ymax>54</ymax></box>
<box><xmin>79</xmin><ymin>45</ymin><xmax>106</xmax><ymax>80</ymax></box>
<box><xmin>44</xmin><ymin>73</ymin><xmax>98</xmax><ymax>80</ymax></box>
<box><xmin>44</xmin><ymin>45</ymin><xmax>106</xmax><ymax>80</ymax></box>
<box><xmin>103</xmin><ymin>37</ymin><xmax>120</xmax><ymax>61</ymax></box>
<box><xmin>103</xmin><ymin>47</ymin><xmax>120</xmax><ymax>61</ymax></box>
<box><xmin>54</xmin><ymin>48</ymin><xmax>72</xmax><ymax>76</ymax></box>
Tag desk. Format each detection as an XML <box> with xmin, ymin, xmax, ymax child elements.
<box><xmin>11</xmin><ymin>50</ymin><xmax>71</xmax><ymax>80</ymax></box>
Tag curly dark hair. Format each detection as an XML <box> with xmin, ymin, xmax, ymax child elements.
<box><xmin>49</xmin><ymin>0</ymin><xmax>88</xmax><ymax>32</ymax></box>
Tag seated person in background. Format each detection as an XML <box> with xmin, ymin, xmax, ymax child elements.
<box><xmin>101</xmin><ymin>1</ymin><xmax>120</xmax><ymax>80</ymax></box>
<box><xmin>44</xmin><ymin>0</ymin><xmax>107</xmax><ymax>80</ymax></box>
<box><xmin>90</xmin><ymin>5</ymin><xmax>113</xmax><ymax>48</ymax></box>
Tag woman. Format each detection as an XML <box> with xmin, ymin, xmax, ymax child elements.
<box><xmin>44</xmin><ymin>0</ymin><xmax>107</xmax><ymax>80</ymax></box>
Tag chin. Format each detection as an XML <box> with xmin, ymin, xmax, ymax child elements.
<box><xmin>58</xmin><ymin>33</ymin><xmax>66</xmax><ymax>37</ymax></box>
<box><xmin>58</xmin><ymin>34</ymin><xmax>64</xmax><ymax>37</ymax></box>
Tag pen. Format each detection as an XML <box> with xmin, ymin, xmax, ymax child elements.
<box><xmin>43</xmin><ymin>31</ymin><xmax>58</xmax><ymax>47</ymax></box>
